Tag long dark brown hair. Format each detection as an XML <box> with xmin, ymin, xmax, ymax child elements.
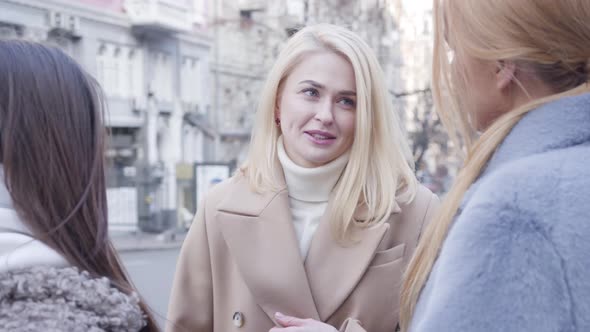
<box><xmin>0</xmin><ymin>40</ymin><xmax>159</xmax><ymax>331</ymax></box>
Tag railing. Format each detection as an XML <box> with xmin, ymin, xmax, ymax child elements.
<box><xmin>237</xmin><ymin>0</ymin><xmax>266</xmax><ymax>11</ymax></box>
<box><xmin>124</xmin><ymin>0</ymin><xmax>193</xmax><ymax>32</ymax></box>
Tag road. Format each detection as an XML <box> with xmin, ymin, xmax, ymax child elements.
<box><xmin>122</xmin><ymin>248</ymin><xmax>181</xmax><ymax>329</ymax></box>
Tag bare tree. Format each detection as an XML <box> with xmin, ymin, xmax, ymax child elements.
<box><xmin>401</xmin><ymin>89</ymin><xmax>447</xmax><ymax>170</ymax></box>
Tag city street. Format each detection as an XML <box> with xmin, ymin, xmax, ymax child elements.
<box><xmin>122</xmin><ymin>248</ymin><xmax>181</xmax><ymax>329</ymax></box>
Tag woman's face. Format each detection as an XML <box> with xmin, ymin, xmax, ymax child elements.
<box><xmin>452</xmin><ymin>52</ymin><xmax>511</xmax><ymax>131</ymax></box>
<box><xmin>277</xmin><ymin>51</ymin><xmax>357</xmax><ymax>168</ymax></box>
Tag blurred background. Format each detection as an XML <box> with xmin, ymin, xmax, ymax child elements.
<box><xmin>0</xmin><ymin>0</ymin><xmax>458</xmax><ymax>326</ymax></box>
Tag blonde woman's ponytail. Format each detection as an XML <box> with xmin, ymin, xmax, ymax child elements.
<box><xmin>400</xmin><ymin>83</ymin><xmax>590</xmax><ymax>330</ymax></box>
<box><xmin>400</xmin><ymin>0</ymin><xmax>590</xmax><ymax>328</ymax></box>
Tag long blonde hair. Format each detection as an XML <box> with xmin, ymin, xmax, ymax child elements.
<box><xmin>241</xmin><ymin>24</ymin><xmax>417</xmax><ymax>242</ymax></box>
<box><xmin>400</xmin><ymin>0</ymin><xmax>590</xmax><ymax>329</ymax></box>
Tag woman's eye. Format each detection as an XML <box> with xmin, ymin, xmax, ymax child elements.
<box><xmin>338</xmin><ymin>98</ymin><xmax>356</xmax><ymax>107</ymax></box>
<box><xmin>302</xmin><ymin>88</ymin><xmax>319</xmax><ymax>97</ymax></box>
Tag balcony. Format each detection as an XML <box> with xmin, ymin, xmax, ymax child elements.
<box><xmin>124</xmin><ymin>0</ymin><xmax>193</xmax><ymax>33</ymax></box>
<box><xmin>238</xmin><ymin>0</ymin><xmax>266</xmax><ymax>11</ymax></box>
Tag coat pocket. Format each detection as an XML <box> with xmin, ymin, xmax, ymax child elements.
<box><xmin>369</xmin><ymin>243</ymin><xmax>405</xmax><ymax>267</ymax></box>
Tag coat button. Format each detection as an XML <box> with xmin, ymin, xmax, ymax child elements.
<box><xmin>233</xmin><ymin>312</ymin><xmax>244</xmax><ymax>328</ymax></box>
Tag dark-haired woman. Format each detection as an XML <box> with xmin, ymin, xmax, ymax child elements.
<box><xmin>0</xmin><ymin>40</ymin><xmax>159</xmax><ymax>332</ymax></box>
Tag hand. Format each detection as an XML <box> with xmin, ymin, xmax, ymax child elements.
<box><xmin>269</xmin><ymin>312</ymin><xmax>339</xmax><ymax>332</ymax></box>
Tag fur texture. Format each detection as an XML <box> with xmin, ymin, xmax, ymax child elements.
<box><xmin>0</xmin><ymin>266</ymin><xmax>145</xmax><ymax>331</ymax></box>
<box><xmin>410</xmin><ymin>93</ymin><xmax>590</xmax><ymax>331</ymax></box>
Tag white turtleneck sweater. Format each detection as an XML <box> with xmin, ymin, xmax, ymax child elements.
<box><xmin>277</xmin><ymin>137</ymin><xmax>350</xmax><ymax>259</ymax></box>
<box><xmin>0</xmin><ymin>167</ymin><xmax>68</xmax><ymax>273</ymax></box>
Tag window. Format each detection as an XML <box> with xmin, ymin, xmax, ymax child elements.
<box><xmin>151</xmin><ymin>52</ymin><xmax>174</xmax><ymax>103</ymax></box>
<box><xmin>96</xmin><ymin>43</ymin><xmax>119</xmax><ymax>97</ymax></box>
<box><xmin>129</xmin><ymin>48</ymin><xmax>145</xmax><ymax>101</ymax></box>
<box><xmin>97</xmin><ymin>42</ymin><xmax>142</xmax><ymax>99</ymax></box>
<box><xmin>193</xmin><ymin>0</ymin><xmax>207</xmax><ymax>24</ymax></box>
<box><xmin>111</xmin><ymin>46</ymin><xmax>121</xmax><ymax>95</ymax></box>
<box><xmin>96</xmin><ymin>44</ymin><xmax>107</xmax><ymax>92</ymax></box>
<box><xmin>117</xmin><ymin>46</ymin><xmax>129</xmax><ymax>98</ymax></box>
<box><xmin>181</xmin><ymin>56</ymin><xmax>201</xmax><ymax>105</ymax></box>
<box><xmin>96</xmin><ymin>43</ymin><xmax>119</xmax><ymax>96</ymax></box>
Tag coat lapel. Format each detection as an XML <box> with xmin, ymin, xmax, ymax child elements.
<box><xmin>304</xmin><ymin>201</ymin><xmax>398</xmax><ymax>321</ymax></box>
<box><xmin>217</xmin><ymin>176</ymin><xmax>320</xmax><ymax>323</ymax></box>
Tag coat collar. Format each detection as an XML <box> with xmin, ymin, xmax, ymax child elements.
<box><xmin>461</xmin><ymin>93</ymin><xmax>590</xmax><ymax>208</ymax></box>
<box><xmin>0</xmin><ymin>266</ymin><xmax>146</xmax><ymax>331</ymax></box>
<box><xmin>216</xmin><ymin>173</ymin><xmax>398</xmax><ymax>322</ymax></box>
<box><xmin>217</xmin><ymin>175</ymin><xmax>319</xmax><ymax>322</ymax></box>
<box><xmin>304</xmin><ymin>201</ymin><xmax>390</xmax><ymax>321</ymax></box>
<box><xmin>485</xmin><ymin>93</ymin><xmax>590</xmax><ymax>175</ymax></box>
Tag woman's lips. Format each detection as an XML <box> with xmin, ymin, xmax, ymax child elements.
<box><xmin>304</xmin><ymin>130</ymin><xmax>337</xmax><ymax>146</ymax></box>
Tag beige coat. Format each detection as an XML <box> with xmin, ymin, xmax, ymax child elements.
<box><xmin>166</xmin><ymin>174</ymin><xmax>439</xmax><ymax>332</ymax></box>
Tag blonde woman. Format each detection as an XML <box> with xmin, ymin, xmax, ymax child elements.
<box><xmin>167</xmin><ymin>24</ymin><xmax>438</xmax><ymax>332</ymax></box>
<box><xmin>401</xmin><ymin>1</ymin><xmax>590</xmax><ymax>331</ymax></box>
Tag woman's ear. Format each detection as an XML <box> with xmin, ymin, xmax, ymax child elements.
<box><xmin>275</xmin><ymin>104</ymin><xmax>281</xmax><ymax>121</ymax></box>
<box><xmin>495</xmin><ymin>60</ymin><xmax>517</xmax><ymax>91</ymax></box>
<box><xmin>275</xmin><ymin>89</ymin><xmax>282</xmax><ymax>119</ymax></box>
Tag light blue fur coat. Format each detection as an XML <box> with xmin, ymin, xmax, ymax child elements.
<box><xmin>410</xmin><ymin>93</ymin><xmax>590</xmax><ymax>332</ymax></box>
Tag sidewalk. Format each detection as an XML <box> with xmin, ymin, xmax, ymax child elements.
<box><xmin>110</xmin><ymin>228</ymin><xmax>188</xmax><ymax>253</ymax></box>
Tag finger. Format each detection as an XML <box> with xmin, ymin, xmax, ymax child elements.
<box><xmin>275</xmin><ymin>312</ymin><xmax>308</xmax><ymax>327</ymax></box>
